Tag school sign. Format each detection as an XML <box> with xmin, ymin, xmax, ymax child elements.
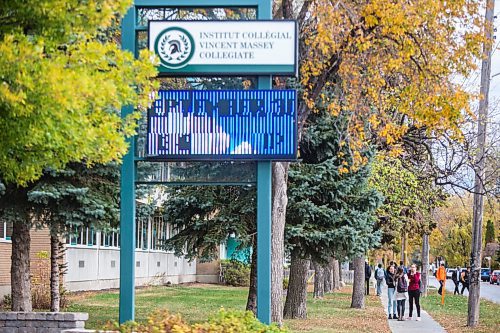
<box><xmin>149</xmin><ymin>20</ymin><xmax>297</xmax><ymax>75</ymax></box>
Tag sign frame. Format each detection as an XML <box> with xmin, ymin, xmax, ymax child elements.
<box><xmin>146</xmin><ymin>89</ymin><xmax>298</xmax><ymax>161</ymax></box>
<box><xmin>148</xmin><ymin>19</ymin><xmax>298</xmax><ymax>76</ymax></box>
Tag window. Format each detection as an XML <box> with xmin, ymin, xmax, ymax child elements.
<box><xmin>136</xmin><ymin>217</ymin><xmax>149</xmax><ymax>250</ymax></box>
<box><xmin>0</xmin><ymin>221</ymin><xmax>13</xmax><ymax>241</ymax></box>
<box><xmin>101</xmin><ymin>230</ymin><xmax>120</xmax><ymax>248</ymax></box>
<box><xmin>67</xmin><ymin>226</ymin><xmax>97</xmax><ymax>246</ymax></box>
<box><xmin>151</xmin><ymin>215</ymin><xmax>168</xmax><ymax>251</ymax></box>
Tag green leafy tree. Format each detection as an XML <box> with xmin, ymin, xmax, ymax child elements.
<box><xmin>283</xmin><ymin>111</ymin><xmax>382</xmax><ymax>318</ymax></box>
<box><xmin>0</xmin><ymin>0</ymin><xmax>158</xmax><ymax>311</ymax></box>
<box><xmin>0</xmin><ymin>0</ymin><xmax>158</xmax><ymax>185</ymax></box>
<box><xmin>485</xmin><ymin>220</ymin><xmax>496</xmax><ymax>244</ymax></box>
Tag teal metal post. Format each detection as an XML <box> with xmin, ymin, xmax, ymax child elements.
<box><xmin>257</xmin><ymin>0</ymin><xmax>272</xmax><ymax>324</ymax></box>
<box><xmin>119</xmin><ymin>6</ymin><xmax>137</xmax><ymax>324</ymax></box>
<box><xmin>256</xmin><ymin>161</ymin><xmax>272</xmax><ymax>324</ymax></box>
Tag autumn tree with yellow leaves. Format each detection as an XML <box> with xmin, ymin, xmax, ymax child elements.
<box><xmin>273</xmin><ymin>0</ymin><xmax>485</xmax><ymax>321</ymax></box>
<box><xmin>0</xmin><ymin>0</ymin><xmax>158</xmax><ymax>311</ymax></box>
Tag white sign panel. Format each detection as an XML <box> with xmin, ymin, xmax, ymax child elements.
<box><xmin>149</xmin><ymin>20</ymin><xmax>297</xmax><ymax>75</ymax></box>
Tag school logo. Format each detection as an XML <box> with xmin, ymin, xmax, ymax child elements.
<box><xmin>155</xmin><ymin>27</ymin><xmax>195</xmax><ymax>69</ymax></box>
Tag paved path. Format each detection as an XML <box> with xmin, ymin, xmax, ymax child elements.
<box><xmin>379</xmin><ymin>285</ymin><xmax>446</xmax><ymax>333</ymax></box>
<box><xmin>428</xmin><ymin>276</ymin><xmax>500</xmax><ymax>304</ymax></box>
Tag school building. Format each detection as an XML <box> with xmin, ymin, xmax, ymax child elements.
<box><xmin>0</xmin><ymin>216</ymin><xmax>222</xmax><ymax>298</ymax></box>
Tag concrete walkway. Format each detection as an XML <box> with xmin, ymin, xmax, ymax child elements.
<box><xmin>379</xmin><ymin>285</ymin><xmax>446</xmax><ymax>333</ymax></box>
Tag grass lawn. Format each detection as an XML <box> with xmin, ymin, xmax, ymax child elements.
<box><xmin>421</xmin><ymin>292</ymin><xmax>500</xmax><ymax>333</ymax></box>
<box><xmin>67</xmin><ymin>284</ymin><xmax>389</xmax><ymax>333</ymax></box>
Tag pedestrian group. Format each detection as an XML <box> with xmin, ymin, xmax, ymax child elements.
<box><xmin>368</xmin><ymin>260</ymin><xmax>422</xmax><ymax>321</ymax></box>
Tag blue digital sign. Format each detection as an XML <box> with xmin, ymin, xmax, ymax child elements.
<box><xmin>147</xmin><ymin>90</ymin><xmax>297</xmax><ymax>160</ymax></box>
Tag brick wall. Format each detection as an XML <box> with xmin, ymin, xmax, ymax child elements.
<box><xmin>0</xmin><ymin>312</ymin><xmax>89</xmax><ymax>333</ymax></box>
<box><xmin>0</xmin><ymin>228</ymin><xmax>52</xmax><ymax>296</ymax></box>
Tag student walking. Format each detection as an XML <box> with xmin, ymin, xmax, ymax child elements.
<box><xmin>375</xmin><ymin>263</ymin><xmax>385</xmax><ymax>296</ymax></box>
<box><xmin>395</xmin><ymin>266</ymin><xmax>408</xmax><ymax>321</ymax></box>
<box><xmin>385</xmin><ymin>265</ymin><xmax>397</xmax><ymax>319</ymax></box>
<box><xmin>399</xmin><ymin>260</ymin><xmax>408</xmax><ymax>275</ymax></box>
<box><xmin>365</xmin><ymin>260</ymin><xmax>372</xmax><ymax>296</ymax></box>
<box><xmin>452</xmin><ymin>267</ymin><xmax>460</xmax><ymax>295</ymax></box>
<box><xmin>461</xmin><ymin>267</ymin><xmax>470</xmax><ymax>295</ymax></box>
<box><xmin>407</xmin><ymin>264</ymin><xmax>421</xmax><ymax>321</ymax></box>
<box><xmin>436</xmin><ymin>263</ymin><xmax>446</xmax><ymax>295</ymax></box>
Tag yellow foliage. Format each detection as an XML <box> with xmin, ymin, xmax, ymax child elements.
<box><xmin>300</xmin><ymin>0</ymin><xmax>484</xmax><ymax>166</ymax></box>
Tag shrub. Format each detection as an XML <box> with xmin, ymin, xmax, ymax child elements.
<box><xmin>2</xmin><ymin>294</ymin><xmax>12</xmax><ymax>309</ymax></box>
<box><xmin>221</xmin><ymin>260</ymin><xmax>250</xmax><ymax>287</ymax></box>
<box><xmin>282</xmin><ymin>278</ymin><xmax>289</xmax><ymax>290</ymax></box>
<box><xmin>108</xmin><ymin>309</ymin><xmax>287</xmax><ymax>333</ymax></box>
<box><xmin>31</xmin><ymin>251</ymin><xmax>69</xmax><ymax>309</ymax></box>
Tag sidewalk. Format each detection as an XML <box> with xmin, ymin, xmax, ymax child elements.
<box><xmin>379</xmin><ymin>285</ymin><xmax>446</xmax><ymax>333</ymax></box>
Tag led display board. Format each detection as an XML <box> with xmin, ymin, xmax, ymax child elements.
<box><xmin>147</xmin><ymin>90</ymin><xmax>297</xmax><ymax>160</ymax></box>
<box><xmin>149</xmin><ymin>20</ymin><xmax>297</xmax><ymax>75</ymax></box>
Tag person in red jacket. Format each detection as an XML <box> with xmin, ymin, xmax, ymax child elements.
<box><xmin>408</xmin><ymin>264</ymin><xmax>421</xmax><ymax>321</ymax></box>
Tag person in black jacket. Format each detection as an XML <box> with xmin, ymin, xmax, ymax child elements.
<box><xmin>385</xmin><ymin>265</ymin><xmax>397</xmax><ymax>319</ymax></box>
<box><xmin>365</xmin><ymin>260</ymin><xmax>372</xmax><ymax>295</ymax></box>
<box><xmin>461</xmin><ymin>267</ymin><xmax>470</xmax><ymax>295</ymax></box>
<box><xmin>452</xmin><ymin>267</ymin><xmax>460</xmax><ymax>295</ymax></box>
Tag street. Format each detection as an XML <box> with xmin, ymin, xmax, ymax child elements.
<box><xmin>428</xmin><ymin>276</ymin><xmax>500</xmax><ymax>304</ymax></box>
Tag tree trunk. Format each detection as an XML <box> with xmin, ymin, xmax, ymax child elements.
<box><xmin>421</xmin><ymin>233</ymin><xmax>430</xmax><ymax>297</ymax></box>
<box><xmin>283</xmin><ymin>249</ymin><xmax>309</xmax><ymax>319</ymax></box>
<box><xmin>271</xmin><ymin>162</ymin><xmax>289</xmax><ymax>324</ymax></box>
<box><xmin>401</xmin><ymin>232</ymin><xmax>407</xmax><ymax>266</ymax></box>
<box><xmin>332</xmin><ymin>258</ymin><xmax>340</xmax><ymax>290</ymax></box>
<box><xmin>324</xmin><ymin>258</ymin><xmax>334</xmax><ymax>293</ymax></box>
<box><xmin>246</xmin><ymin>238</ymin><xmax>257</xmax><ymax>314</ymax></box>
<box><xmin>313</xmin><ymin>261</ymin><xmax>324</xmax><ymax>298</ymax></box>
<box><xmin>339</xmin><ymin>260</ymin><xmax>344</xmax><ymax>287</ymax></box>
<box><xmin>350</xmin><ymin>256</ymin><xmax>365</xmax><ymax>309</ymax></box>
<box><xmin>50</xmin><ymin>231</ymin><xmax>61</xmax><ymax>312</ymax></box>
<box><xmin>11</xmin><ymin>221</ymin><xmax>32</xmax><ymax>312</ymax></box>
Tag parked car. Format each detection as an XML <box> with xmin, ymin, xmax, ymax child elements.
<box><xmin>446</xmin><ymin>268</ymin><xmax>456</xmax><ymax>279</ymax></box>
<box><xmin>481</xmin><ymin>268</ymin><xmax>491</xmax><ymax>282</ymax></box>
<box><xmin>490</xmin><ymin>270</ymin><xmax>500</xmax><ymax>285</ymax></box>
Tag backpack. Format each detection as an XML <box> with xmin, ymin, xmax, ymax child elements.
<box><xmin>376</xmin><ymin>268</ymin><xmax>385</xmax><ymax>280</ymax></box>
<box><xmin>397</xmin><ymin>276</ymin><xmax>408</xmax><ymax>293</ymax></box>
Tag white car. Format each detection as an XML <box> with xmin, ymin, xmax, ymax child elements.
<box><xmin>446</xmin><ymin>268</ymin><xmax>456</xmax><ymax>279</ymax></box>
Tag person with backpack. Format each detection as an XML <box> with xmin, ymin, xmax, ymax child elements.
<box><xmin>399</xmin><ymin>260</ymin><xmax>408</xmax><ymax>275</ymax></box>
<box><xmin>385</xmin><ymin>265</ymin><xmax>397</xmax><ymax>319</ymax></box>
<box><xmin>452</xmin><ymin>267</ymin><xmax>460</xmax><ymax>295</ymax></box>
<box><xmin>395</xmin><ymin>266</ymin><xmax>408</xmax><ymax>321</ymax></box>
<box><xmin>461</xmin><ymin>267</ymin><xmax>470</xmax><ymax>295</ymax></box>
<box><xmin>407</xmin><ymin>264</ymin><xmax>421</xmax><ymax>321</ymax></box>
<box><xmin>365</xmin><ymin>260</ymin><xmax>372</xmax><ymax>295</ymax></box>
<box><xmin>375</xmin><ymin>263</ymin><xmax>385</xmax><ymax>296</ymax></box>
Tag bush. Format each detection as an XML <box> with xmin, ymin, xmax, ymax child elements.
<box><xmin>109</xmin><ymin>309</ymin><xmax>287</xmax><ymax>333</ymax></box>
<box><xmin>282</xmin><ymin>278</ymin><xmax>289</xmax><ymax>290</ymax></box>
<box><xmin>31</xmin><ymin>251</ymin><xmax>69</xmax><ymax>309</ymax></box>
<box><xmin>221</xmin><ymin>260</ymin><xmax>250</xmax><ymax>287</ymax></box>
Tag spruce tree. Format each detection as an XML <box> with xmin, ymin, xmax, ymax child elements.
<box><xmin>283</xmin><ymin>111</ymin><xmax>382</xmax><ymax>318</ymax></box>
<box><xmin>0</xmin><ymin>163</ymin><xmax>120</xmax><ymax>311</ymax></box>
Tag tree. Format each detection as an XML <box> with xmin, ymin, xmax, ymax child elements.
<box><xmin>0</xmin><ymin>0</ymin><xmax>158</xmax><ymax>311</ymax></box>
<box><xmin>0</xmin><ymin>163</ymin><xmax>120</xmax><ymax>311</ymax></box>
<box><xmin>485</xmin><ymin>220</ymin><xmax>495</xmax><ymax>244</ymax></box>
<box><xmin>283</xmin><ymin>111</ymin><xmax>381</xmax><ymax>318</ymax></box>
<box><xmin>161</xmin><ymin>182</ymin><xmax>258</xmax><ymax>313</ymax></box>
<box><xmin>270</xmin><ymin>0</ymin><xmax>484</xmax><ymax>322</ymax></box>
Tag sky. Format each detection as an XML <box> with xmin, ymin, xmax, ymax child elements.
<box><xmin>488</xmin><ymin>0</ymin><xmax>500</xmax><ymax>105</ymax></box>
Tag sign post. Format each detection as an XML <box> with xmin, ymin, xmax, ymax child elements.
<box><xmin>120</xmin><ymin>0</ymin><xmax>295</xmax><ymax>325</ymax></box>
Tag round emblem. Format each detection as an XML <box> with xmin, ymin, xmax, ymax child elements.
<box><xmin>155</xmin><ymin>27</ymin><xmax>195</xmax><ymax>69</ymax></box>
